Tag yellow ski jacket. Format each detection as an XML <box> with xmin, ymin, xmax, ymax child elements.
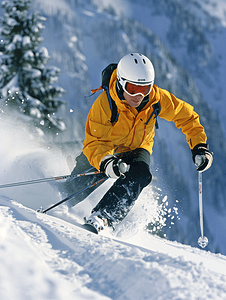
<box><xmin>83</xmin><ymin>69</ymin><xmax>207</xmax><ymax>170</ymax></box>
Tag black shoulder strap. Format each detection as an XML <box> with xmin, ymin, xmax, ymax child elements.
<box><xmin>145</xmin><ymin>101</ymin><xmax>161</xmax><ymax>129</ymax></box>
<box><xmin>152</xmin><ymin>102</ymin><xmax>161</xmax><ymax>129</ymax></box>
<box><xmin>101</xmin><ymin>63</ymin><xmax>119</xmax><ymax>123</ymax></box>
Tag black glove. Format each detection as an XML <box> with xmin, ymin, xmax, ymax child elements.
<box><xmin>192</xmin><ymin>143</ymin><xmax>213</xmax><ymax>172</ymax></box>
<box><xmin>100</xmin><ymin>155</ymin><xmax>129</xmax><ymax>179</ymax></box>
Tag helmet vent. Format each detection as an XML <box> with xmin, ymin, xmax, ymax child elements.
<box><xmin>134</xmin><ymin>58</ymin><xmax>138</xmax><ymax>64</ymax></box>
<box><xmin>143</xmin><ymin>59</ymin><xmax>146</xmax><ymax>64</ymax></box>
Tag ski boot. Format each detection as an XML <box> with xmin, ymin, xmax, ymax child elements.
<box><xmin>83</xmin><ymin>211</ymin><xmax>108</xmax><ymax>234</ymax></box>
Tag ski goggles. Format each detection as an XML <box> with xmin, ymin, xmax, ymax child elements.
<box><xmin>121</xmin><ymin>80</ymin><xmax>153</xmax><ymax>97</ymax></box>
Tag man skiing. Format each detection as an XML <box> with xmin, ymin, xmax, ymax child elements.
<box><xmin>70</xmin><ymin>53</ymin><xmax>213</xmax><ymax>232</ymax></box>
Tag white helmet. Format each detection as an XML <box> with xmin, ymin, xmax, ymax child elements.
<box><xmin>117</xmin><ymin>53</ymin><xmax>155</xmax><ymax>85</ymax></box>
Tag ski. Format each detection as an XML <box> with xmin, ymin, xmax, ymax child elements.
<box><xmin>82</xmin><ymin>223</ymin><xmax>98</xmax><ymax>234</ymax></box>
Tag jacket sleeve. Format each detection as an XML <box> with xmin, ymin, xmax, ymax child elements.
<box><xmin>83</xmin><ymin>93</ymin><xmax>115</xmax><ymax>170</ymax></box>
<box><xmin>159</xmin><ymin>88</ymin><xmax>207</xmax><ymax>149</ymax></box>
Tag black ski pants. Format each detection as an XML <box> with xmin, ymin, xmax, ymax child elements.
<box><xmin>68</xmin><ymin>148</ymin><xmax>152</xmax><ymax>223</ymax></box>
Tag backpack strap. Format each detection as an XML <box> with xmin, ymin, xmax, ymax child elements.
<box><xmin>101</xmin><ymin>63</ymin><xmax>119</xmax><ymax>123</ymax></box>
<box><xmin>90</xmin><ymin>64</ymin><xmax>119</xmax><ymax>124</ymax></box>
<box><xmin>145</xmin><ymin>101</ymin><xmax>161</xmax><ymax>129</ymax></box>
<box><xmin>105</xmin><ymin>86</ymin><xmax>119</xmax><ymax>123</ymax></box>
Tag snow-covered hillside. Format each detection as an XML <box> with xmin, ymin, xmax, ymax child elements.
<box><xmin>0</xmin><ymin>120</ymin><xmax>226</xmax><ymax>300</ymax></box>
<box><xmin>1</xmin><ymin>196</ymin><xmax>226</xmax><ymax>300</ymax></box>
<box><xmin>1</xmin><ymin>1</ymin><xmax>226</xmax><ymax>293</ymax></box>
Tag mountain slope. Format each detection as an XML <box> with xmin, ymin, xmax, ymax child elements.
<box><xmin>0</xmin><ymin>194</ymin><xmax>226</xmax><ymax>300</ymax></box>
<box><xmin>1</xmin><ymin>0</ymin><xmax>226</xmax><ymax>253</ymax></box>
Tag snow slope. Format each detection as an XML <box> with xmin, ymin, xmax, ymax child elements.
<box><xmin>1</xmin><ymin>191</ymin><xmax>226</xmax><ymax>300</ymax></box>
<box><xmin>1</xmin><ymin>117</ymin><xmax>226</xmax><ymax>300</ymax></box>
<box><xmin>1</xmin><ymin>0</ymin><xmax>226</xmax><ymax>253</ymax></box>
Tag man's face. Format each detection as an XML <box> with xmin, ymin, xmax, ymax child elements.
<box><xmin>123</xmin><ymin>91</ymin><xmax>144</xmax><ymax>108</ymax></box>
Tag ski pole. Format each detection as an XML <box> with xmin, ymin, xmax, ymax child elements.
<box><xmin>0</xmin><ymin>170</ymin><xmax>101</xmax><ymax>189</ymax></box>
<box><xmin>38</xmin><ymin>176</ymin><xmax>108</xmax><ymax>214</ymax></box>
<box><xmin>197</xmin><ymin>171</ymin><xmax>208</xmax><ymax>248</ymax></box>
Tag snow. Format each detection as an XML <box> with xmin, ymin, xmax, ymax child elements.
<box><xmin>196</xmin><ymin>0</ymin><xmax>226</xmax><ymax>27</ymax></box>
<box><xmin>1</xmin><ymin>75</ymin><xmax>19</xmax><ymax>97</ymax></box>
<box><xmin>1</xmin><ymin>118</ymin><xmax>226</xmax><ymax>300</ymax></box>
<box><xmin>93</xmin><ymin>0</ymin><xmax>128</xmax><ymax>17</ymax></box>
<box><xmin>1</xmin><ymin>0</ymin><xmax>226</xmax><ymax>298</ymax></box>
<box><xmin>12</xmin><ymin>34</ymin><xmax>22</xmax><ymax>44</ymax></box>
<box><xmin>35</xmin><ymin>0</ymin><xmax>73</xmax><ymax>20</ymax></box>
<box><xmin>38</xmin><ymin>46</ymin><xmax>49</xmax><ymax>59</ymax></box>
<box><xmin>23</xmin><ymin>50</ymin><xmax>34</xmax><ymax>61</ymax></box>
<box><xmin>22</xmin><ymin>36</ymin><xmax>31</xmax><ymax>47</ymax></box>
<box><xmin>6</xmin><ymin>17</ymin><xmax>18</xmax><ymax>27</ymax></box>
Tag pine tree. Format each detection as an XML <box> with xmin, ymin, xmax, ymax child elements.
<box><xmin>0</xmin><ymin>0</ymin><xmax>66</xmax><ymax>136</ymax></box>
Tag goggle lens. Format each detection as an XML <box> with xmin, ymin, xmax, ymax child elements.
<box><xmin>125</xmin><ymin>82</ymin><xmax>152</xmax><ymax>96</ymax></box>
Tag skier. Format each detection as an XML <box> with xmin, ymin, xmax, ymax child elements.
<box><xmin>69</xmin><ymin>53</ymin><xmax>213</xmax><ymax>232</ymax></box>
